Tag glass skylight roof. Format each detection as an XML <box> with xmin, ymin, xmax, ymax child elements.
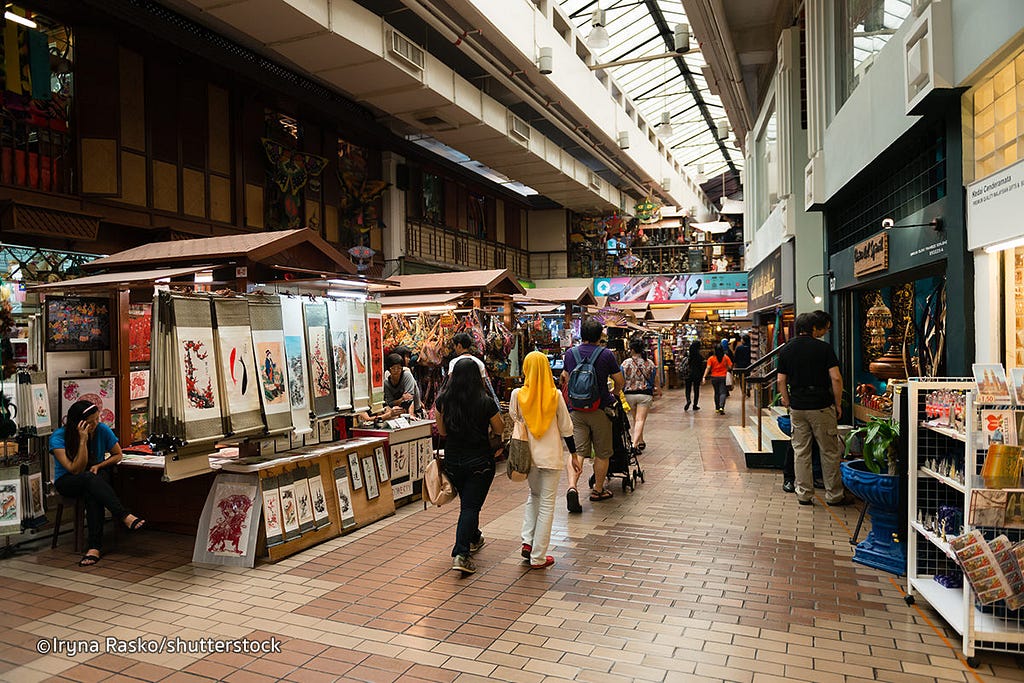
<box><xmin>557</xmin><ymin>0</ymin><xmax>741</xmax><ymax>178</ymax></box>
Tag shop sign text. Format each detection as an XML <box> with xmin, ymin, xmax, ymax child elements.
<box><xmin>853</xmin><ymin>233</ymin><xmax>888</xmax><ymax>277</ymax></box>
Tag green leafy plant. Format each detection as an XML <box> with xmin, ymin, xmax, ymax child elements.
<box><xmin>844</xmin><ymin>416</ymin><xmax>900</xmax><ymax>475</ymax></box>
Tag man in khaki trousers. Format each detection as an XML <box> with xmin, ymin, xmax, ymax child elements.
<box><xmin>777</xmin><ymin>311</ymin><xmax>850</xmax><ymax>506</ymax></box>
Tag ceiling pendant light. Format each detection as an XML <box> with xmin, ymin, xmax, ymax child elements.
<box><xmin>658</xmin><ymin>111</ymin><xmax>674</xmax><ymax>139</ymax></box>
<box><xmin>586</xmin><ymin>9</ymin><xmax>610</xmax><ymax>52</ymax></box>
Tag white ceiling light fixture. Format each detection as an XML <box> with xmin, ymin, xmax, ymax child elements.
<box><xmin>5</xmin><ymin>11</ymin><xmax>37</xmax><ymax>29</ymax></box>
<box><xmin>617</xmin><ymin>131</ymin><xmax>630</xmax><ymax>149</ymax></box>
<box><xmin>586</xmin><ymin>9</ymin><xmax>610</xmax><ymax>52</ymax></box>
<box><xmin>538</xmin><ymin>46</ymin><xmax>553</xmax><ymax>75</ymax></box>
<box><xmin>716</xmin><ymin>119</ymin><xmax>730</xmax><ymax>139</ymax></box>
<box><xmin>657</xmin><ymin>111</ymin><xmax>674</xmax><ymax>139</ymax></box>
<box><xmin>673</xmin><ymin>23</ymin><xmax>690</xmax><ymax>53</ymax></box>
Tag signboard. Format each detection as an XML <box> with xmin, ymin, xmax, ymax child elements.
<box><xmin>967</xmin><ymin>157</ymin><xmax>1024</xmax><ymax>251</ymax></box>
<box><xmin>853</xmin><ymin>232</ymin><xmax>888</xmax><ymax>277</ymax></box>
<box><xmin>594</xmin><ymin>272</ymin><xmax>747</xmax><ymax>305</ymax></box>
<box><xmin>747</xmin><ymin>243</ymin><xmax>794</xmax><ymax>314</ymax></box>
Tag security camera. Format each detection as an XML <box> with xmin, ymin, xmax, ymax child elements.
<box><xmin>881</xmin><ymin>217</ymin><xmax>895</xmax><ymax>229</ymax></box>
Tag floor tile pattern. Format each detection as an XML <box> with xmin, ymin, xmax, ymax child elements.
<box><xmin>1</xmin><ymin>389</ymin><xmax>1022</xmax><ymax>682</ymax></box>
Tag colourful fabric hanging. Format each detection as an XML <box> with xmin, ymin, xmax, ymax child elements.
<box><xmin>28</xmin><ymin>29</ymin><xmax>50</xmax><ymax>100</ymax></box>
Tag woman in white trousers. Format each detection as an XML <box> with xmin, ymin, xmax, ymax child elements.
<box><xmin>511</xmin><ymin>351</ymin><xmax>578</xmax><ymax>569</ymax></box>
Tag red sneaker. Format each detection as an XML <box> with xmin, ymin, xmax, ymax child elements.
<box><xmin>530</xmin><ymin>556</ymin><xmax>555</xmax><ymax>569</ymax></box>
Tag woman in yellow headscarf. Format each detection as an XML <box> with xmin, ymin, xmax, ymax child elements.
<box><xmin>510</xmin><ymin>351</ymin><xmax>577</xmax><ymax>569</ymax></box>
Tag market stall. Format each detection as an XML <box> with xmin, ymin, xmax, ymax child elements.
<box><xmin>14</xmin><ymin>229</ymin><xmax>425</xmax><ymax>566</ymax></box>
<box><xmin>515</xmin><ymin>285</ymin><xmax>597</xmax><ymax>356</ymax></box>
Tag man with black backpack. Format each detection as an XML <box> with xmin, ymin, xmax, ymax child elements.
<box><xmin>560</xmin><ymin>318</ymin><xmax>625</xmax><ymax>511</ymax></box>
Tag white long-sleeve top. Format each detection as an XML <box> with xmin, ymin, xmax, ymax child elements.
<box><xmin>509</xmin><ymin>388</ymin><xmax>574</xmax><ymax>470</ymax></box>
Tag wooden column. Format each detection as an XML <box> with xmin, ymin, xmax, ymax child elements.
<box><xmin>114</xmin><ymin>288</ymin><xmax>131</xmax><ymax>444</ymax></box>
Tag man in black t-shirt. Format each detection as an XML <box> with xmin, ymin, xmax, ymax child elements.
<box><xmin>777</xmin><ymin>311</ymin><xmax>849</xmax><ymax>506</ymax></box>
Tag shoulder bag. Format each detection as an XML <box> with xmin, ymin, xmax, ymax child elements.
<box><xmin>424</xmin><ymin>454</ymin><xmax>456</xmax><ymax>506</ymax></box>
<box><xmin>505</xmin><ymin>394</ymin><xmax>532</xmax><ymax>481</ymax></box>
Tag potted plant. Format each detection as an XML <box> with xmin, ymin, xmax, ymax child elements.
<box><xmin>840</xmin><ymin>416</ymin><xmax>904</xmax><ymax>575</ymax></box>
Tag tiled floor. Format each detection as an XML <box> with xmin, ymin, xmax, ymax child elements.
<box><xmin>2</xmin><ymin>388</ymin><xmax>1023</xmax><ymax>683</ymax></box>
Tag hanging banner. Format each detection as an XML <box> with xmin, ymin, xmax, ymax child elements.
<box><xmin>171</xmin><ymin>295</ymin><xmax>224</xmax><ymax>444</ymax></box>
<box><xmin>348</xmin><ymin>301</ymin><xmax>371</xmax><ymax>412</ymax></box>
<box><xmin>280</xmin><ymin>296</ymin><xmax>312</xmax><ymax>435</ymax></box>
<box><xmin>594</xmin><ymin>272</ymin><xmax>748</xmax><ymax>305</ymax></box>
<box><xmin>212</xmin><ymin>298</ymin><xmax>264</xmax><ymax>437</ymax></box>
<box><xmin>303</xmin><ymin>300</ymin><xmax>335</xmax><ymax>418</ymax></box>
<box><xmin>326</xmin><ymin>298</ymin><xmax>353</xmax><ymax>411</ymax></box>
<box><xmin>366</xmin><ymin>301</ymin><xmax>385</xmax><ymax>411</ymax></box>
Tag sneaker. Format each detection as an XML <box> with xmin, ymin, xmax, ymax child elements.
<box><xmin>566</xmin><ymin>488</ymin><xmax>583</xmax><ymax>514</ymax></box>
<box><xmin>782</xmin><ymin>480</ymin><xmax>795</xmax><ymax>493</ymax></box>
<box><xmin>451</xmin><ymin>554</ymin><xmax>476</xmax><ymax>574</ymax></box>
<box><xmin>693</xmin><ymin>406</ymin><xmax>701</xmax><ymax>411</ymax></box>
<box><xmin>469</xmin><ymin>537</ymin><xmax>486</xmax><ymax>554</ymax></box>
<box><xmin>684</xmin><ymin>402</ymin><xmax>690</xmax><ymax>410</ymax></box>
<box><xmin>530</xmin><ymin>556</ymin><xmax>555</xmax><ymax>569</ymax></box>
<box><xmin>521</xmin><ymin>544</ymin><xmax>532</xmax><ymax>559</ymax></box>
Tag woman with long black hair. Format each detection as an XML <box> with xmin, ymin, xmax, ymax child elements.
<box><xmin>703</xmin><ymin>344</ymin><xmax>733</xmax><ymax>415</ymax></box>
<box><xmin>50</xmin><ymin>400</ymin><xmax>145</xmax><ymax>567</ymax></box>
<box><xmin>435</xmin><ymin>358</ymin><xmax>505</xmax><ymax>575</ymax></box>
<box><xmin>684</xmin><ymin>340</ymin><xmax>704</xmax><ymax>411</ymax></box>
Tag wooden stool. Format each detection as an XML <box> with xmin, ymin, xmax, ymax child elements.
<box><xmin>50</xmin><ymin>494</ymin><xmax>118</xmax><ymax>553</ymax></box>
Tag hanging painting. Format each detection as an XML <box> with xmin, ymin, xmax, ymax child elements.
<box><xmin>26</xmin><ymin>471</ymin><xmax>44</xmax><ymax>519</ymax></box>
<box><xmin>30</xmin><ymin>383</ymin><xmax>50</xmax><ymax>431</ymax></box>
<box><xmin>348</xmin><ymin>452</ymin><xmax>363</xmax><ymax>490</ymax></box>
<box><xmin>59</xmin><ymin>376</ymin><xmax>116</xmax><ymax>429</ymax></box>
<box><xmin>213</xmin><ymin>298</ymin><xmax>264</xmax><ymax>437</ymax></box>
<box><xmin>303</xmin><ymin>300</ymin><xmax>335</xmax><ymax>418</ymax></box>
<box><xmin>307</xmin><ymin>469</ymin><xmax>330</xmax><ymax>528</ymax></box>
<box><xmin>326</xmin><ymin>298</ymin><xmax>352</xmax><ymax>411</ymax></box>
<box><xmin>128</xmin><ymin>303</ymin><xmax>153</xmax><ymax>363</ymax></box>
<box><xmin>293</xmin><ymin>468</ymin><xmax>316</xmax><ymax>533</ymax></box>
<box><xmin>0</xmin><ymin>473</ymin><xmax>20</xmax><ymax>536</ymax></box>
<box><xmin>374</xmin><ymin>446</ymin><xmax>388</xmax><ymax>483</ymax></box>
<box><xmin>361</xmin><ymin>456</ymin><xmax>379</xmax><ymax>500</ymax></box>
<box><xmin>390</xmin><ymin>442</ymin><xmax>409</xmax><ymax>480</ymax></box>
<box><xmin>348</xmin><ymin>301</ymin><xmax>371</xmax><ymax>411</ymax></box>
<box><xmin>45</xmin><ymin>296</ymin><xmax>110</xmax><ymax>352</ymax></box>
<box><xmin>129</xmin><ymin>370</ymin><xmax>149</xmax><ymax>401</ymax></box>
<box><xmin>366</xmin><ymin>303</ymin><xmax>385</xmax><ymax>410</ymax></box>
<box><xmin>280</xmin><ymin>296</ymin><xmax>312</xmax><ymax>435</ymax></box>
<box><xmin>332</xmin><ymin>465</ymin><xmax>356</xmax><ymax>529</ymax></box>
<box><xmin>261</xmin><ymin>476</ymin><xmax>285</xmax><ymax>547</ymax></box>
<box><xmin>193</xmin><ymin>473</ymin><xmax>262</xmax><ymax>568</ymax></box>
<box><xmin>278</xmin><ymin>476</ymin><xmax>301</xmax><ymax>537</ymax></box>
<box><xmin>129</xmin><ymin>411</ymin><xmax>148</xmax><ymax>444</ymax></box>
<box><xmin>248</xmin><ymin>296</ymin><xmax>293</xmax><ymax>435</ymax></box>
<box><xmin>176</xmin><ymin>329</ymin><xmax>221</xmax><ymax>425</ymax></box>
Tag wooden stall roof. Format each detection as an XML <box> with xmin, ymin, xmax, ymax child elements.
<box><xmin>645</xmin><ymin>305</ymin><xmax>690</xmax><ymax>323</ymax></box>
<box><xmin>378</xmin><ymin>292</ymin><xmax>465</xmax><ymax>308</ymax></box>
<box><xmin>81</xmin><ymin>228</ymin><xmax>357</xmax><ymax>275</ymax></box>
<box><xmin>613</xmin><ymin>301</ymin><xmax>650</xmax><ymax>313</ymax></box>
<box><xmin>389</xmin><ymin>269</ymin><xmax>525</xmax><ymax>295</ymax></box>
<box><xmin>28</xmin><ymin>266</ymin><xmax>210</xmax><ymax>291</ymax></box>
<box><xmin>518</xmin><ymin>303</ymin><xmax>561</xmax><ymax>315</ymax></box>
<box><xmin>515</xmin><ymin>285</ymin><xmax>597</xmax><ymax>306</ymax></box>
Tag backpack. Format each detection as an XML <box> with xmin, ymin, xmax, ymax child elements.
<box><xmin>567</xmin><ymin>346</ymin><xmax>606</xmax><ymax>411</ymax></box>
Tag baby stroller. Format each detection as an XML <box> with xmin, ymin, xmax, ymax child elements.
<box><xmin>589</xmin><ymin>402</ymin><xmax>645</xmax><ymax>493</ymax></box>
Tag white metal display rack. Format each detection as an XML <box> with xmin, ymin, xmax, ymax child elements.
<box><xmin>906</xmin><ymin>378</ymin><xmax>1024</xmax><ymax>665</ymax></box>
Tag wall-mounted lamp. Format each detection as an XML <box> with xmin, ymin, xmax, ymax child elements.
<box><xmin>806</xmin><ymin>270</ymin><xmax>833</xmax><ymax>305</ymax></box>
<box><xmin>617</xmin><ymin>131</ymin><xmax>630</xmax><ymax>149</ymax></box>
<box><xmin>662</xmin><ymin>177</ymin><xmax>671</xmax><ymax>192</ymax></box>
<box><xmin>538</xmin><ymin>46</ymin><xmax>553</xmax><ymax>75</ymax></box>
<box><xmin>881</xmin><ymin>216</ymin><xmax>943</xmax><ymax>231</ymax></box>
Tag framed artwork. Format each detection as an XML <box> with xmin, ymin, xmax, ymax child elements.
<box><xmin>974</xmin><ymin>363</ymin><xmax>1013</xmax><ymax>404</ymax></box>
<box><xmin>59</xmin><ymin>377</ymin><xmax>116</xmax><ymax>428</ymax></box>
<box><xmin>327</xmin><ymin>299</ymin><xmax>352</xmax><ymax>411</ymax></box>
<box><xmin>261</xmin><ymin>477</ymin><xmax>285</xmax><ymax>547</ymax></box>
<box><xmin>361</xmin><ymin>456</ymin><xmax>380</xmax><ymax>500</ymax></box>
<box><xmin>308</xmin><ymin>326</ymin><xmax>333</xmax><ymax>398</ymax></box>
<box><xmin>30</xmin><ymin>384</ymin><xmax>50</xmax><ymax>431</ymax></box>
<box><xmin>193</xmin><ymin>474</ymin><xmax>262</xmax><ymax>568</ymax></box>
<box><xmin>332</xmin><ymin>465</ymin><xmax>356</xmax><ymax>529</ymax></box>
<box><xmin>253</xmin><ymin>337</ymin><xmax>289</xmax><ymax>410</ymax></box>
<box><xmin>26</xmin><ymin>472</ymin><xmax>44</xmax><ymax>519</ymax></box>
<box><xmin>374</xmin><ymin>446</ymin><xmax>388</xmax><ymax>482</ymax></box>
<box><xmin>279</xmin><ymin>482</ymin><xmax>300</xmax><ymax>535</ymax></box>
<box><xmin>10</xmin><ymin>338</ymin><xmax>28</xmax><ymax>365</ymax></box>
<box><xmin>129</xmin><ymin>370</ymin><xmax>150</xmax><ymax>401</ymax></box>
<box><xmin>308</xmin><ymin>472</ymin><xmax>330</xmax><ymax>528</ymax></box>
<box><xmin>129</xmin><ymin>412</ymin><xmax>148</xmax><ymax>444</ymax></box>
<box><xmin>46</xmin><ymin>296</ymin><xmax>110</xmax><ymax>352</ymax></box>
<box><xmin>294</xmin><ymin>470</ymin><xmax>316</xmax><ymax>533</ymax></box>
<box><xmin>391</xmin><ymin>442</ymin><xmax>409</xmax><ymax>480</ymax></box>
<box><xmin>0</xmin><ymin>476</ymin><xmax>20</xmax><ymax>535</ymax></box>
<box><xmin>128</xmin><ymin>303</ymin><xmax>153</xmax><ymax>363</ymax></box>
<box><xmin>348</xmin><ymin>452</ymin><xmax>363</xmax><ymax>489</ymax></box>
<box><xmin>176</xmin><ymin>328</ymin><xmax>222</xmax><ymax>423</ymax></box>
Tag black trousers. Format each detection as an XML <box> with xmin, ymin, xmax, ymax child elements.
<box><xmin>684</xmin><ymin>378</ymin><xmax>700</xmax><ymax>407</ymax></box>
<box><xmin>710</xmin><ymin>377</ymin><xmax>728</xmax><ymax>410</ymax></box>
<box><xmin>54</xmin><ymin>470</ymin><xmax>128</xmax><ymax>551</ymax></box>
<box><xmin>444</xmin><ymin>453</ymin><xmax>495</xmax><ymax>557</ymax></box>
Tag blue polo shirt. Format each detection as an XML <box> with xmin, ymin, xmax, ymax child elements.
<box><xmin>50</xmin><ymin>423</ymin><xmax>119</xmax><ymax>481</ymax></box>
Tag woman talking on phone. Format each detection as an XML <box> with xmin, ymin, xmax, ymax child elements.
<box><xmin>50</xmin><ymin>400</ymin><xmax>145</xmax><ymax>567</ymax></box>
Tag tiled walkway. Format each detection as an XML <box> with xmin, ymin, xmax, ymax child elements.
<box><xmin>2</xmin><ymin>389</ymin><xmax>1023</xmax><ymax>683</ymax></box>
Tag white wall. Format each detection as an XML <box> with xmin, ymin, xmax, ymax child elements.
<box><xmin>953</xmin><ymin>1</ymin><xmax>1024</xmax><ymax>85</ymax></box>
<box><xmin>974</xmin><ymin>251</ymin><xmax>1001</xmax><ymax>363</ymax></box>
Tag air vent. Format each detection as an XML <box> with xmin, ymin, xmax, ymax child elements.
<box><xmin>412</xmin><ymin>110</ymin><xmax>458</xmax><ymax>132</ymax></box>
<box><xmin>588</xmin><ymin>172</ymin><xmax>602</xmax><ymax>192</ymax></box>
<box><xmin>508</xmin><ymin>114</ymin><xmax>531</xmax><ymax>143</ymax></box>
<box><xmin>387</xmin><ymin>29</ymin><xmax>424</xmax><ymax>71</ymax></box>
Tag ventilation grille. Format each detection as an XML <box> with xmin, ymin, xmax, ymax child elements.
<box><xmin>412</xmin><ymin>111</ymin><xmax>458</xmax><ymax>132</ymax></box>
<box><xmin>508</xmin><ymin>114</ymin><xmax>531</xmax><ymax>143</ymax></box>
<box><xmin>588</xmin><ymin>172</ymin><xmax>602</xmax><ymax>192</ymax></box>
<box><xmin>388</xmin><ymin>29</ymin><xmax>424</xmax><ymax>70</ymax></box>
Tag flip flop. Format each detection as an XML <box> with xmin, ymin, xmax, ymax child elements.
<box><xmin>78</xmin><ymin>553</ymin><xmax>101</xmax><ymax>567</ymax></box>
<box><xmin>589</xmin><ymin>489</ymin><xmax>613</xmax><ymax>502</ymax></box>
<box><xmin>128</xmin><ymin>517</ymin><xmax>146</xmax><ymax>531</ymax></box>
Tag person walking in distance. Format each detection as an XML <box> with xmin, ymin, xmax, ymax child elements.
<box><xmin>621</xmin><ymin>337</ymin><xmax>660</xmax><ymax>450</ymax></box>
<box><xmin>512</xmin><ymin>351</ymin><xmax>578</xmax><ymax>569</ymax></box>
<box><xmin>684</xmin><ymin>340</ymin><xmax>703</xmax><ymax>411</ymax></box>
<box><xmin>435</xmin><ymin>358</ymin><xmax>506</xmax><ymax>575</ymax></box>
<box><xmin>777</xmin><ymin>311</ymin><xmax>850</xmax><ymax>506</ymax></box>
<box><xmin>561</xmin><ymin>318</ymin><xmax>625</xmax><ymax>509</ymax></box>
<box><xmin>703</xmin><ymin>344</ymin><xmax>732</xmax><ymax>414</ymax></box>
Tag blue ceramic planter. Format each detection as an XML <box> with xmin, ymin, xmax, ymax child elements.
<box><xmin>840</xmin><ymin>459</ymin><xmax>905</xmax><ymax>575</ymax></box>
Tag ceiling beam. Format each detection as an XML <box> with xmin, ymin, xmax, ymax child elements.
<box><xmin>643</xmin><ymin>0</ymin><xmax>736</xmax><ymax>175</ymax></box>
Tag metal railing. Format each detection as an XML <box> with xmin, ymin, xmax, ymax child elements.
<box><xmin>406</xmin><ymin>219</ymin><xmax>529</xmax><ymax>277</ymax></box>
<box><xmin>734</xmin><ymin>341</ymin><xmax>788</xmax><ymax>450</ymax></box>
<box><xmin>569</xmin><ymin>240</ymin><xmax>745</xmax><ymax>278</ymax></box>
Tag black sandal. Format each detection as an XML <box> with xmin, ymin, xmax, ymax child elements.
<box><xmin>589</xmin><ymin>488</ymin><xmax>614</xmax><ymax>502</ymax></box>
<box><xmin>78</xmin><ymin>553</ymin><xmax>101</xmax><ymax>567</ymax></box>
<box><xmin>127</xmin><ymin>517</ymin><xmax>146</xmax><ymax>531</ymax></box>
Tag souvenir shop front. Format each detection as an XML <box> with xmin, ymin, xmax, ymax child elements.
<box><xmin>379</xmin><ymin>269</ymin><xmax>524</xmax><ymax>412</ymax></box>
<box><xmin>746</xmin><ymin>242</ymin><xmax>795</xmax><ymax>359</ymax></box>
<box><xmin>3</xmin><ymin>230</ymin><xmax>440</xmax><ymax>566</ymax></box>
<box><xmin>515</xmin><ymin>286</ymin><xmax>597</xmax><ymax>358</ymax></box>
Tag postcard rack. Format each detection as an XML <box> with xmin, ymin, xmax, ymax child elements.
<box><xmin>906</xmin><ymin>378</ymin><xmax>1024</xmax><ymax>665</ymax></box>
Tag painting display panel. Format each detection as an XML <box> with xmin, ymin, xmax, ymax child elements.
<box><xmin>390</xmin><ymin>442</ymin><xmax>410</xmax><ymax>480</ymax></box>
<box><xmin>59</xmin><ymin>377</ymin><xmax>116</xmax><ymax>428</ymax></box>
<box><xmin>362</xmin><ymin>457</ymin><xmax>379</xmax><ymax>500</ymax></box>
<box><xmin>46</xmin><ymin>296</ymin><xmax>110</xmax><ymax>352</ymax></box>
<box><xmin>129</xmin><ymin>370</ymin><xmax>150</xmax><ymax>401</ymax></box>
<box><xmin>281</xmin><ymin>296</ymin><xmax>312</xmax><ymax>434</ymax></box>
<box><xmin>279</xmin><ymin>480</ymin><xmax>300</xmax><ymax>535</ymax></box>
<box><xmin>130</xmin><ymin>411</ymin><xmax>148</xmax><ymax>444</ymax></box>
<box><xmin>293</xmin><ymin>469</ymin><xmax>316</xmax><ymax>533</ymax></box>
<box><xmin>193</xmin><ymin>474</ymin><xmax>262</xmax><ymax>567</ymax></box>
<box><xmin>252</xmin><ymin>335</ymin><xmax>290</xmax><ymax>414</ymax></box>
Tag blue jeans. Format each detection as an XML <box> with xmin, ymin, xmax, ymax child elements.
<box><xmin>444</xmin><ymin>453</ymin><xmax>495</xmax><ymax>557</ymax></box>
<box><xmin>711</xmin><ymin>377</ymin><xmax>728</xmax><ymax>409</ymax></box>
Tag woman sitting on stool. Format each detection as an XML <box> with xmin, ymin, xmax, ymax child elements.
<box><xmin>51</xmin><ymin>400</ymin><xmax>145</xmax><ymax>567</ymax></box>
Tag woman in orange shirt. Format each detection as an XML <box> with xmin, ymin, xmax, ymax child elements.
<box><xmin>702</xmin><ymin>345</ymin><xmax>733</xmax><ymax>415</ymax></box>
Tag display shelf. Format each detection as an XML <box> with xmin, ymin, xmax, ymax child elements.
<box><xmin>910</xmin><ymin>521</ymin><xmax>955</xmax><ymax>560</ymax></box>
<box><xmin>919</xmin><ymin>421</ymin><xmax>971</xmax><ymax>443</ymax></box>
<box><xmin>854</xmin><ymin>404</ymin><xmax>890</xmax><ymax>422</ymax></box>
<box><xmin>919</xmin><ymin>466</ymin><xmax>967</xmax><ymax>493</ymax></box>
<box><xmin>909</xmin><ymin>577</ymin><xmax>966</xmax><ymax>634</ymax></box>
